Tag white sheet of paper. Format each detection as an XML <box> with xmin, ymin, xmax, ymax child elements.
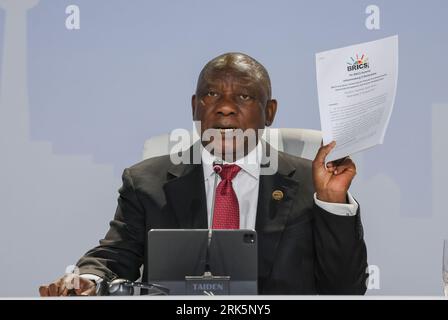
<box><xmin>316</xmin><ymin>35</ymin><xmax>398</xmax><ymax>163</ymax></box>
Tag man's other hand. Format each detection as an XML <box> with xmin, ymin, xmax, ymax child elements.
<box><xmin>312</xmin><ymin>141</ymin><xmax>357</xmax><ymax>204</ymax></box>
<box><xmin>39</xmin><ymin>274</ymin><xmax>96</xmax><ymax>296</ymax></box>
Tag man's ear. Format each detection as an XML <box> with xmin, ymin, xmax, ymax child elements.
<box><xmin>264</xmin><ymin>99</ymin><xmax>277</xmax><ymax>126</ymax></box>
<box><xmin>191</xmin><ymin>95</ymin><xmax>197</xmax><ymax>119</ymax></box>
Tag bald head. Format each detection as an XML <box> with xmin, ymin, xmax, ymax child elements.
<box><xmin>196</xmin><ymin>52</ymin><xmax>272</xmax><ymax>99</ymax></box>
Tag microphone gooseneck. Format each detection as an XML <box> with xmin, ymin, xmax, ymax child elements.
<box><xmin>210</xmin><ymin>159</ymin><xmax>223</xmax><ymax>229</ymax></box>
<box><xmin>204</xmin><ymin>159</ymin><xmax>223</xmax><ymax>273</ymax></box>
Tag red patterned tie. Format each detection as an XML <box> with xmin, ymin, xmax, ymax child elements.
<box><xmin>212</xmin><ymin>164</ymin><xmax>241</xmax><ymax>229</ymax></box>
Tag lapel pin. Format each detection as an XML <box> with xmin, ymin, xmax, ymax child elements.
<box><xmin>272</xmin><ymin>190</ymin><xmax>284</xmax><ymax>201</ymax></box>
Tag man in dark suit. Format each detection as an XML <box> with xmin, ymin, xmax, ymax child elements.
<box><xmin>39</xmin><ymin>52</ymin><xmax>367</xmax><ymax>296</ymax></box>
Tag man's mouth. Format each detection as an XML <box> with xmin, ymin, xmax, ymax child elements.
<box><xmin>220</xmin><ymin>128</ymin><xmax>236</xmax><ymax>135</ymax></box>
<box><xmin>213</xmin><ymin>127</ymin><xmax>239</xmax><ymax>134</ymax></box>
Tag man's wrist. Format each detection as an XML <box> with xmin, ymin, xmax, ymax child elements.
<box><xmin>314</xmin><ymin>192</ymin><xmax>358</xmax><ymax>216</ymax></box>
<box><xmin>315</xmin><ymin>191</ymin><xmax>348</xmax><ymax>204</ymax></box>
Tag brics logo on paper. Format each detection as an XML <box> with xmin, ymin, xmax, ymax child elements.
<box><xmin>347</xmin><ymin>54</ymin><xmax>369</xmax><ymax>71</ymax></box>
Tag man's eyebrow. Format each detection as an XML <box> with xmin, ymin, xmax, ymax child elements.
<box><xmin>203</xmin><ymin>81</ymin><xmax>262</xmax><ymax>93</ymax></box>
<box><xmin>198</xmin><ymin>73</ymin><xmax>268</xmax><ymax>96</ymax></box>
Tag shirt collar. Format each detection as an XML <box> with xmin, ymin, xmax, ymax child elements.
<box><xmin>201</xmin><ymin>142</ymin><xmax>262</xmax><ymax>180</ymax></box>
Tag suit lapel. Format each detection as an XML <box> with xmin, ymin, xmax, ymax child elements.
<box><xmin>163</xmin><ymin>149</ymin><xmax>208</xmax><ymax>229</ymax></box>
<box><xmin>256</xmin><ymin>147</ymin><xmax>299</xmax><ymax>279</ymax></box>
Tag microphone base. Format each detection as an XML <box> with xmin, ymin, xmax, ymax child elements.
<box><xmin>185</xmin><ymin>271</ymin><xmax>230</xmax><ymax>295</ymax></box>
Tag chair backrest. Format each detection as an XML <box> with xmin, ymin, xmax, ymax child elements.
<box><xmin>142</xmin><ymin>128</ymin><xmax>322</xmax><ymax>161</ymax></box>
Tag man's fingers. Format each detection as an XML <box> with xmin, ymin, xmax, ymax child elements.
<box><xmin>61</xmin><ymin>287</ymin><xmax>69</xmax><ymax>296</ymax></box>
<box><xmin>39</xmin><ymin>285</ymin><xmax>49</xmax><ymax>297</ymax></box>
<box><xmin>40</xmin><ymin>276</ymin><xmax>76</xmax><ymax>296</ymax></box>
<box><xmin>80</xmin><ymin>286</ymin><xmax>96</xmax><ymax>296</ymax></box>
<box><xmin>60</xmin><ymin>278</ymin><xmax>74</xmax><ymax>296</ymax></box>
<box><xmin>48</xmin><ymin>283</ymin><xmax>59</xmax><ymax>296</ymax></box>
<box><xmin>325</xmin><ymin>160</ymin><xmax>336</xmax><ymax>171</ymax></box>
<box><xmin>333</xmin><ymin>158</ymin><xmax>356</xmax><ymax>175</ymax></box>
<box><xmin>74</xmin><ymin>279</ymin><xmax>95</xmax><ymax>295</ymax></box>
<box><xmin>314</xmin><ymin>141</ymin><xmax>336</xmax><ymax>166</ymax></box>
<box><xmin>63</xmin><ymin>273</ymin><xmax>81</xmax><ymax>291</ymax></box>
<box><xmin>40</xmin><ymin>275</ymin><xmax>88</xmax><ymax>296</ymax></box>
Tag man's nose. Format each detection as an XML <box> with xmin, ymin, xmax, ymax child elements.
<box><xmin>215</xmin><ymin>96</ymin><xmax>238</xmax><ymax>116</ymax></box>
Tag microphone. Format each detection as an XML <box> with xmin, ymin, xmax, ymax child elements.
<box><xmin>213</xmin><ymin>162</ymin><xmax>223</xmax><ymax>174</ymax></box>
<box><xmin>203</xmin><ymin>159</ymin><xmax>223</xmax><ymax>274</ymax></box>
<box><xmin>184</xmin><ymin>158</ymin><xmax>231</xmax><ymax>294</ymax></box>
<box><xmin>98</xmin><ymin>278</ymin><xmax>170</xmax><ymax>296</ymax></box>
<box><xmin>210</xmin><ymin>160</ymin><xmax>223</xmax><ymax>229</ymax></box>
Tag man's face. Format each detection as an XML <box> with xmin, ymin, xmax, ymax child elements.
<box><xmin>192</xmin><ymin>68</ymin><xmax>277</xmax><ymax>160</ymax></box>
